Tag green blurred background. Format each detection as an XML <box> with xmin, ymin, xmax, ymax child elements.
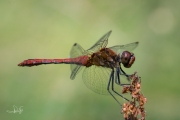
<box><xmin>1</xmin><ymin>0</ymin><xmax>180</xmax><ymax>120</ymax></box>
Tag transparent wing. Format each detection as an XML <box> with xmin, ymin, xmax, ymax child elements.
<box><xmin>82</xmin><ymin>66</ymin><xmax>111</xmax><ymax>95</ymax></box>
<box><xmin>82</xmin><ymin>66</ymin><xmax>130</xmax><ymax>95</ymax></box>
<box><xmin>109</xmin><ymin>42</ymin><xmax>139</xmax><ymax>53</ymax></box>
<box><xmin>70</xmin><ymin>43</ymin><xmax>85</xmax><ymax>80</ymax></box>
<box><xmin>69</xmin><ymin>30</ymin><xmax>112</xmax><ymax>80</ymax></box>
<box><xmin>70</xmin><ymin>65</ymin><xmax>85</xmax><ymax>80</ymax></box>
<box><xmin>87</xmin><ymin>30</ymin><xmax>112</xmax><ymax>54</ymax></box>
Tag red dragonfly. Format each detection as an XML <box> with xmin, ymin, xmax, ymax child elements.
<box><xmin>18</xmin><ymin>31</ymin><xmax>139</xmax><ymax>105</ymax></box>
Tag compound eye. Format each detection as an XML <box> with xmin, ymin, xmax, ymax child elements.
<box><xmin>121</xmin><ymin>51</ymin><xmax>131</xmax><ymax>67</ymax></box>
<box><xmin>122</xmin><ymin>57</ymin><xmax>128</xmax><ymax>64</ymax></box>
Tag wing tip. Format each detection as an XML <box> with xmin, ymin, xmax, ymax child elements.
<box><xmin>135</xmin><ymin>41</ymin><xmax>139</xmax><ymax>44</ymax></box>
<box><xmin>73</xmin><ymin>43</ymin><xmax>77</xmax><ymax>46</ymax></box>
<box><xmin>105</xmin><ymin>30</ymin><xmax>112</xmax><ymax>37</ymax></box>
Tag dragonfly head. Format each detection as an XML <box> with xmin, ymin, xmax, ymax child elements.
<box><xmin>120</xmin><ymin>51</ymin><xmax>135</xmax><ymax>68</ymax></box>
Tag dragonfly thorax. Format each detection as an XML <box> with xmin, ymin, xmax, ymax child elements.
<box><xmin>86</xmin><ymin>48</ymin><xmax>121</xmax><ymax>68</ymax></box>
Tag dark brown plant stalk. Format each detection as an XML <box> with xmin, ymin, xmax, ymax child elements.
<box><xmin>121</xmin><ymin>72</ymin><xmax>147</xmax><ymax>120</ymax></box>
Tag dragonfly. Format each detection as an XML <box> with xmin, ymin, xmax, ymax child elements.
<box><xmin>18</xmin><ymin>30</ymin><xmax>139</xmax><ymax>105</ymax></box>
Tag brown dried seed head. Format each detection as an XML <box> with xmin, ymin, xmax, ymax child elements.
<box><xmin>136</xmin><ymin>83</ymin><xmax>141</xmax><ymax>89</ymax></box>
<box><xmin>122</xmin><ymin>86</ymin><xmax>130</xmax><ymax>93</ymax></box>
<box><xmin>122</xmin><ymin>107</ymin><xmax>127</xmax><ymax>112</ymax></box>
<box><xmin>121</xmin><ymin>72</ymin><xmax>146</xmax><ymax>120</ymax></box>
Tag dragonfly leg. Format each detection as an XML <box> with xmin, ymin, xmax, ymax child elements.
<box><xmin>116</xmin><ymin>68</ymin><xmax>130</xmax><ymax>85</ymax></box>
<box><xmin>107</xmin><ymin>70</ymin><xmax>121</xmax><ymax>105</ymax></box>
<box><xmin>120</xmin><ymin>67</ymin><xmax>130</xmax><ymax>77</ymax></box>
<box><xmin>111</xmin><ymin>69</ymin><xmax>130</xmax><ymax>102</ymax></box>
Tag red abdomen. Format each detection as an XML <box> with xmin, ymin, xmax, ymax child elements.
<box><xmin>18</xmin><ymin>55</ymin><xmax>89</xmax><ymax>67</ymax></box>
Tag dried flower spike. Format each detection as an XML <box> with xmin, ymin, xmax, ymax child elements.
<box><xmin>121</xmin><ymin>72</ymin><xmax>147</xmax><ymax>120</ymax></box>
